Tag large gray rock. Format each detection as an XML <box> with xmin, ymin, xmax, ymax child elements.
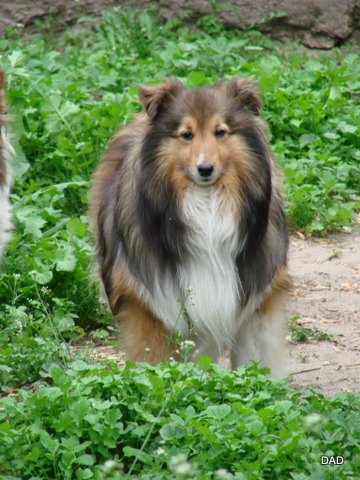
<box><xmin>158</xmin><ymin>0</ymin><xmax>360</xmax><ymax>48</ymax></box>
<box><xmin>0</xmin><ymin>0</ymin><xmax>359</xmax><ymax>48</ymax></box>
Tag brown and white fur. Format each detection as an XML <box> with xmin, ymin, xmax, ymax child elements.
<box><xmin>0</xmin><ymin>70</ymin><xmax>13</xmax><ymax>259</ymax></box>
<box><xmin>90</xmin><ymin>78</ymin><xmax>290</xmax><ymax>375</ymax></box>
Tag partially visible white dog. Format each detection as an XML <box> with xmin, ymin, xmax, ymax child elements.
<box><xmin>0</xmin><ymin>70</ymin><xmax>13</xmax><ymax>258</ymax></box>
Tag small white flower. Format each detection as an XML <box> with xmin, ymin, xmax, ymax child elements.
<box><xmin>103</xmin><ymin>460</ymin><xmax>117</xmax><ymax>470</ymax></box>
<box><xmin>169</xmin><ymin>454</ymin><xmax>193</xmax><ymax>475</ymax></box>
<box><xmin>214</xmin><ymin>469</ymin><xmax>232</xmax><ymax>479</ymax></box>
<box><xmin>174</xmin><ymin>463</ymin><xmax>192</xmax><ymax>475</ymax></box>
<box><xmin>14</xmin><ymin>320</ymin><xmax>23</xmax><ymax>334</ymax></box>
<box><xmin>102</xmin><ymin>460</ymin><xmax>123</xmax><ymax>473</ymax></box>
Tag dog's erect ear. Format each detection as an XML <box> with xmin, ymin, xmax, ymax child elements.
<box><xmin>139</xmin><ymin>80</ymin><xmax>184</xmax><ymax>121</ymax></box>
<box><xmin>226</xmin><ymin>78</ymin><xmax>261</xmax><ymax>116</ymax></box>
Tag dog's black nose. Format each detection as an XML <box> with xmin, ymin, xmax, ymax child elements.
<box><xmin>197</xmin><ymin>164</ymin><xmax>214</xmax><ymax>177</ymax></box>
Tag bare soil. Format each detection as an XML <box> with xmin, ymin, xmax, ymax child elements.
<box><xmin>90</xmin><ymin>230</ymin><xmax>360</xmax><ymax>397</ymax></box>
<box><xmin>287</xmin><ymin>230</ymin><xmax>360</xmax><ymax>396</ymax></box>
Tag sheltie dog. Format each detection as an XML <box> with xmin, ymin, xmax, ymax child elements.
<box><xmin>90</xmin><ymin>78</ymin><xmax>290</xmax><ymax>374</ymax></box>
<box><xmin>0</xmin><ymin>70</ymin><xmax>13</xmax><ymax>259</ymax></box>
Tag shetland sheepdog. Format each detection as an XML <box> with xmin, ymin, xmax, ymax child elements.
<box><xmin>0</xmin><ymin>70</ymin><xmax>13</xmax><ymax>259</ymax></box>
<box><xmin>90</xmin><ymin>78</ymin><xmax>290</xmax><ymax>374</ymax></box>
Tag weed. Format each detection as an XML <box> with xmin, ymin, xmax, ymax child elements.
<box><xmin>0</xmin><ymin>360</ymin><xmax>359</xmax><ymax>479</ymax></box>
<box><xmin>290</xmin><ymin>316</ymin><xmax>332</xmax><ymax>343</ymax></box>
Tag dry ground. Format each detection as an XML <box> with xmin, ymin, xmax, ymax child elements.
<box><xmin>287</xmin><ymin>230</ymin><xmax>360</xmax><ymax>396</ymax></box>
<box><xmin>90</xmin><ymin>230</ymin><xmax>360</xmax><ymax>397</ymax></box>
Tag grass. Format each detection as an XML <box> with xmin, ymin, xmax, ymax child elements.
<box><xmin>0</xmin><ymin>9</ymin><xmax>359</xmax><ymax>479</ymax></box>
<box><xmin>1</xmin><ymin>359</ymin><xmax>360</xmax><ymax>479</ymax></box>
<box><xmin>290</xmin><ymin>317</ymin><xmax>332</xmax><ymax>343</ymax></box>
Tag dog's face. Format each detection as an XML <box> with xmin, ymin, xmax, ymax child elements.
<box><xmin>139</xmin><ymin>78</ymin><xmax>266</xmax><ymax>193</ymax></box>
<box><xmin>171</xmin><ymin>111</ymin><xmax>230</xmax><ymax>186</ymax></box>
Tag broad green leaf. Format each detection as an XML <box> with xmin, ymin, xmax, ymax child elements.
<box><xmin>123</xmin><ymin>446</ymin><xmax>153</xmax><ymax>465</ymax></box>
<box><xmin>160</xmin><ymin>423</ymin><xmax>184</xmax><ymax>441</ymax></box>
<box><xmin>54</xmin><ymin>244</ymin><xmax>77</xmax><ymax>272</ymax></box>
<box><xmin>76</xmin><ymin>454</ymin><xmax>94</xmax><ymax>466</ymax></box>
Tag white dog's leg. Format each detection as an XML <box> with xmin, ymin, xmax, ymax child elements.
<box><xmin>230</xmin><ymin>310</ymin><xmax>288</xmax><ymax>377</ymax></box>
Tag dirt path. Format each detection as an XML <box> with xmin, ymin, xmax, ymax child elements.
<box><xmin>288</xmin><ymin>230</ymin><xmax>360</xmax><ymax>396</ymax></box>
<box><xmin>90</xmin><ymin>230</ymin><xmax>360</xmax><ymax>397</ymax></box>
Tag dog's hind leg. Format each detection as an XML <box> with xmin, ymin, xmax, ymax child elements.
<box><xmin>230</xmin><ymin>310</ymin><xmax>287</xmax><ymax>376</ymax></box>
<box><xmin>231</xmin><ymin>267</ymin><xmax>290</xmax><ymax>376</ymax></box>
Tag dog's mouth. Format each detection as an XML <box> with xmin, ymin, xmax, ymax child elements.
<box><xmin>191</xmin><ymin>166</ymin><xmax>222</xmax><ymax>186</ymax></box>
<box><xmin>197</xmin><ymin>176</ymin><xmax>216</xmax><ymax>185</ymax></box>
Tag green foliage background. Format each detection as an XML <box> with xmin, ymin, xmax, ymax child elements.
<box><xmin>0</xmin><ymin>10</ymin><xmax>359</xmax><ymax>479</ymax></box>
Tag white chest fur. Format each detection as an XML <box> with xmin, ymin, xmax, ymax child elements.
<box><xmin>143</xmin><ymin>186</ymin><xmax>243</xmax><ymax>350</ymax></box>
<box><xmin>180</xmin><ymin>187</ymin><xmax>241</xmax><ymax>340</ymax></box>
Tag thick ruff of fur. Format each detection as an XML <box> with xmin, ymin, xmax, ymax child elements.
<box><xmin>90</xmin><ymin>78</ymin><xmax>290</xmax><ymax>374</ymax></box>
<box><xmin>0</xmin><ymin>71</ymin><xmax>13</xmax><ymax>259</ymax></box>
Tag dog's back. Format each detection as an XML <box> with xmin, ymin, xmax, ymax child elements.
<box><xmin>0</xmin><ymin>70</ymin><xmax>13</xmax><ymax>258</ymax></box>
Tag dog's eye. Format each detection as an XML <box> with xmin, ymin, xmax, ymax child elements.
<box><xmin>214</xmin><ymin>128</ymin><xmax>226</xmax><ymax>139</ymax></box>
<box><xmin>181</xmin><ymin>131</ymin><xmax>193</xmax><ymax>141</ymax></box>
